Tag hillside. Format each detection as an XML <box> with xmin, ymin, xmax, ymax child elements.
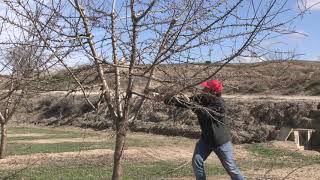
<box><xmin>6</xmin><ymin>60</ymin><xmax>320</xmax><ymax>144</ymax></box>
<box><xmin>25</xmin><ymin>60</ymin><xmax>320</xmax><ymax>96</ymax></box>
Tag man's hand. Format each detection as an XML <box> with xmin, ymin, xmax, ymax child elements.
<box><xmin>144</xmin><ymin>88</ymin><xmax>164</xmax><ymax>102</ymax></box>
<box><xmin>153</xmin><ymin>92</ymin><xmax>165</xmax><ymax>102</ymax></box>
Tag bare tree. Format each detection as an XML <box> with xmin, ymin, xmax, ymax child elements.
<box><xmin>0</xmin><ymin>0</ymin><xmax>309</xmax><ymax>178</ymax></box>
<box><xmin>0</xmin><ymin>43</ymin><xmax>47</xmax><ymax>158</ymax></box>
<box><xmin>0</xmin><ymin>7</ymin><xmax>53</xmax><ymax>158</ymax></box>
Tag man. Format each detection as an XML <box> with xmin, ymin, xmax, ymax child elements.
<box><xmin>162</xmin><ymin>79</ymin><xmax>245</xmax><ymax>180</ymax></box>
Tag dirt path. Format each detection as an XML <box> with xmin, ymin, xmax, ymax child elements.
<box><xmin>45</xmin><ymin>91</ymin><xmax>320</xmax><ymax>102</ymax></box>
<box><xmin>224</xmin><ymin>94</ymin><xmax>320</xmax><ymax>102</ymax></box>
<box><xmin>0</xmin><ymin>147</ymin><xmax>194</xmax><ymax>170</ymax></box>
<box><xmin>12</xmin><ymin>137</ymin><xmax>108</xmax><ymax>144</ymax></box>
<box><xmin>8</xmin><ymin>133</ymin><xmax>47</xmax><ymax>137</ymax></box>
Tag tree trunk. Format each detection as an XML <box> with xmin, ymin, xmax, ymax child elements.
<box><xmin>0</xmin><ymin>123</ymin><xmax>7</xmax><ymax>159</ymax></box>
<box><xmin>112</xmin><ymin>119</ymin><xmax>127</xmax><ymax>180</ymax></box>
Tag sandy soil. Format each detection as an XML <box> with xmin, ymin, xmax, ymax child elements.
<box><xmin>45</xmin><ymin>91</ymin><xmax>320</xmax><ymax>102</ymax></box>
<box><xmin>0</xmin><ymin>147</ymin><xmax>194</xmax><ymax>170</ymax></box>
<box><xmin>12</xmin><ymin>137</ymin><xmax>108</xmax><ymax>144</ymax></box>
<box><xmin>8</xmin><ymin>133</ymin><xmax>47</xmax><ymax>137</ymax></box>
<box><xmin>224</xmin><ymin>95</ymin><xmax>320</xmax><ymax>102</ymax></box>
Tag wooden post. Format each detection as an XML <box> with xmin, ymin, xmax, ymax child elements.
<box><xmin>293</xmin><ymin>129</ymin><xmax>315</xmax><ymax>150</ymax></box>
<box><xmin>293</xmin><ymin>130</ymin><xmax>301</xmax><ymax>149</ymax></box>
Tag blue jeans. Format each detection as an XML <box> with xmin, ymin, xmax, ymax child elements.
<box><xmin>192</xmin><ymin>138</ymin><xmax>245</xmax><ymax>180</ymax></box>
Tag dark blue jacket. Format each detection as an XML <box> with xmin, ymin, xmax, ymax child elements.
<box><xmin>165</xmin><ymin>94</ymin><xmax>231</xmax><ymax>147</ymax></box>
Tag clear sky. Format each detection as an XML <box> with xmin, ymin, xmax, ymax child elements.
<box><xmin>0</xmin><ymin>0</ymin><xmax>319</xmax><ymax>68</ymax></box>
<box><xmin>284</xmin><ymin>0</ymin><xmax>320</xmax><ymax>60</ymax></box>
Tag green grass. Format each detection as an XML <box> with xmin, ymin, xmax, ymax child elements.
<box><xmin>0</xmin><ymin>125</ymin><xmax>223</xmax><ymax>179</ymax></box>
<box><xmin>126</xmin><ymin>135</ymin><xmax>194</xmax><ymax>148</ymax></box>
<box><xmin>7</xmin><ymin>136</ymin><xmax>192</xmax><ymax>155</ymax></box>
<box><xmin>243</xmin><ymin>143</ymin><xmax>320</xmax><ymax>168</ymax></box>
<box><xmin>6</xmin><ymin>126</ymin><xmax>114</xmax><ymax>155</ymax></box>
<box><xmin>4</xmin><ymin>126</ymin><xmax>320</xmax><ymax>179</ymax></box>
<box><xmin>0</xmin><ymin>161</ymin><xmax>225</xmax><ymax>180</ymax></box>
<box><xmin>4</xmin><ymin>126</ymin><xmax>195</xmax><ymax>155</ymax></box>
<box><xmin>8</xmin><ymin>126</ymin><xmax>99</xmax><ymax>136</ymax></box>
<box><xmin>244</xmin><ymin>143</ymin><xmax>303</xmax><ymax>158</ymax></box>
<box><xmin>4</xmin><ymin>126</ymin><xmax>108</xmax><ymax>155</ymax></box>
<box><xmin>8</xmin><ymin>134</ymin><xmax>98</xmax><ymax>141</ymax></box>
<box><xmin>7</xmin><ymin>142</ymin><xmax>114</xmax><ymax>155</ymax></box>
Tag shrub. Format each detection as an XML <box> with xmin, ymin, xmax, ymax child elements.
<box><xmin>306</xmin><ymin>81</ymin><xmax>320</xmax><ymax>95</ymax></box>
<box><xmin>40</xmin><ymin>95</ymin><xmax>97</xmax><ymax>120</ymax></box>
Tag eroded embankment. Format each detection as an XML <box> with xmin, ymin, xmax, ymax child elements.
<box><xmin>131</xmin><ymin>96</ymin><xmax>320</xmax><ymax>144</ymax></box>
<box><xmin>17</xmin><ymin>94</ymin><xmax>320</xmax><ymax>144</ymax></box>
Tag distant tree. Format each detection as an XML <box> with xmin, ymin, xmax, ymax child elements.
<box><xmin>0</xmin><ymin>0</ymin><xmax>309</xmax><ymax>178</ymax></box>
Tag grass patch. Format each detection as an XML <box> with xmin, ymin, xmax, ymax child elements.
<box><xmin>8</xmin><ymin>134</ymin><xmax>98</xmax><ymax>141</ymax></box>
<box><xmin>7</xmin><ymin>142</ymin><xmax>114</xmax><ymax>155</ymax></box>
<box><xmin>4</xmin><ymin>126</ymin><xmax>195</xmax><ymax>155</ymax></box>
<box><xmin>7</xmin><ymin>136</ymin><xmax>192</xmax><ymax>155</ymax></box>
<box><xmin>8</xmin><ymin>126</ymin><xmax>98</xmax><ymax>136</ymax></box>
<box><xmin>0</xmin><ymin>161</ymin><xmax>225</xmax><ymax>180</ymax></box>
<box><xmin>243</xmin><ymin>143</ymin><xmax>320</xmax><ymax>168</ymax></box>
<box><xmin>239</xmin><ymin>158</ymin><xmax>292</xmax><ymax>170</ymax></box>
<box><xmin>126</xmin><ymin>135</ymin><xmax>194</xmax><ymax>148</ymax></box>
<box><xmin>245</xmin><ymin>143</ymin><xmax>305</xmax><ymax>159</ymax></box>
<box><xmin>7</xmin><ymin>126</ymin><xmax>102</xmax><ymax>142</ymax></box>
<box><xmin>1</xmin><ymin>165</ymin><xmax>110</xmax><ymax>180</ymax></box>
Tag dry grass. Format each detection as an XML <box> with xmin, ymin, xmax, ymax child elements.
<box><xmin>12</xmin><ymin>60</ymin><xmax>320</xmax><ymax>95</ymax></box>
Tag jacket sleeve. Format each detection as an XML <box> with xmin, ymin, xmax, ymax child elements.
<box><xmin>205</xmin><ymin>101</ymin><xmax>226</xmax><ymax>119</ymax></box>
<box><xmin>192</xmin><ymin>96</ymin><xmax>227</xmax><ymax>122</ymax></box>
<box><xmin>164</xmin><ymin>96</ymin><xmax>193</xmax><ymax>109</ymax></box>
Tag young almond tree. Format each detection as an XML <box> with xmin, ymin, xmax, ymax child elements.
<box><xmin>1</xmin><ymin>0</ymin><xmax>308</xmax><ymax>178</ymax></box>
<box><xmin>0</xmin><ymin>8</ymin><xmax>54</xmax><ymax>158</ymax></box>
<box><xmin>0</xmin><ymin>43</ymin><xmax>47</xmax><ymax>158</ymax></box>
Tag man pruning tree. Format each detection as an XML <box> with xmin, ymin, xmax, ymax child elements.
<box><xmin>158</xmin><ymin>79</ymin><xmax>245</xmax><ymax>180</ymax></box>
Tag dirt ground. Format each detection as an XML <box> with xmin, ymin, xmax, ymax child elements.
<box><xmin>45</xmin><ymin>91</ymin><xmax>320</xmax><ymax>101</ymax></box>
<box><xmin>12</xmin><ymin>137</ymin><xmax>108</xmax><ymax>144</ymax></box>
<box><xmin>2</xmin><ymin>131</ymin><xmax>320</xmax><ymax>179</ymax></box>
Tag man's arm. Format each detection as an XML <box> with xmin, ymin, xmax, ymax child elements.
<box><xmin>164</xmin><ymin>96</ymin><xmax>191</xmax><ymax>108</ymax></box>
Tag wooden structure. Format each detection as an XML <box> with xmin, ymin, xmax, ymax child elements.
<box><xmin>293</xmin><ymin>128</ymin><xmax>316</xmax><ymax>150</ymax></box>
<box><xmin>276</xmin><ymin>127</ymin><xmax>316</xmax><ymax>150</ymax></box>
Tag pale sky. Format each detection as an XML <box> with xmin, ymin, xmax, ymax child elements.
<box><xmin>0</xmin><ymin>0</ymin><xmax>319</xmax><ymax>67</ymax></box>
<box><xmin>284</xmin><ymin>0</ymin><xmax>320</xmax><ymax>60</ymax></box>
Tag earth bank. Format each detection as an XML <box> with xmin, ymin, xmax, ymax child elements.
<box><xmin>15</xmin><ymin>94</ymin><xmax>320</xmax><ymax>144</ymax></box>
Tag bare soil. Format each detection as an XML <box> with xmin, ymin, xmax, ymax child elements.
<box><xmin>224</xmin><ymin>95</ymin><xmax>320</xmax><ymax>101</ymax></box>
<box><xmin>8</xmin><ymin>133</ymin><xmax>47</xmax><ymax>137</ymax></box>
<box><xmin>0</xmin><ymin>147</ymin><xmax>195</xmax><ymax>170</ymax></box>
<box><xmin>12</xmin><ymin>137</ymin><xmax>107</xmax><ymax>144</ymax></box>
